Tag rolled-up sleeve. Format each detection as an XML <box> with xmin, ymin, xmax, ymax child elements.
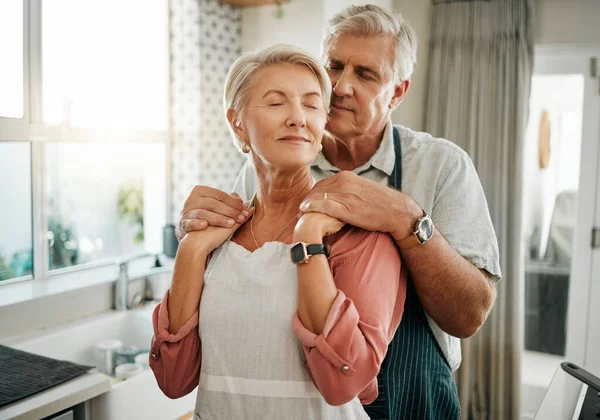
<box><xmin>149</xmin><ymin>290</ymin><xmax>201</xmax><ymax>399</ymax></box>
<box><xmin>292</xmin><ymin>229</ymin><xmax>407</xmax><ymax>406</ymax></box>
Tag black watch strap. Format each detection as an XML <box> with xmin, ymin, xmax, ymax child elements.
<box><xmin>306</xmin><ymin>244</ymin><xmax>330</xmax><ymax>257</ymax></box>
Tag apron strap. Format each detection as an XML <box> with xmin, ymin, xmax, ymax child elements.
<box><xmin>389</xmin><ymin>127</ymin><xmax>402</xmax><ymax>191</ymax></box>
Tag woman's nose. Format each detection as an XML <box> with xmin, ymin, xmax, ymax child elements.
<box><xmin>286</xmin><ymin>104</ymin><xmax>306</xmax><ymax>128</ymax></box>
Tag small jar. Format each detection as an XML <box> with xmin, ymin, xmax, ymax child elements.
<box><xmin>134</xmin><ymin>352</ymin><xmax>150</xmax><ymax>369</ymax></box>
<box><xmin>115</xmin><ymin>363</ymin><xmax>143</xmax><ymax>381</ymax></box>
<box><xmin>114</xmin><ymin>346</ymin><xmax>139</xmax><ymax>368</ymax></box>
<box><xmin>95</xmin><ymin>339</ymin><xmax>123</xmax><ymax>375</ymax></box>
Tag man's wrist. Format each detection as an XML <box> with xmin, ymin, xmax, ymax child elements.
<box><xmin>390</xmin><ymin>196</ymin><xmax>425</xmax><ymax>241</ymax></box>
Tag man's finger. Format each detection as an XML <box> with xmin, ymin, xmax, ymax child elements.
<box><xmin>182</xmin><ymin>218</ymin><xmax>208</xmax><ymax>235</ymax></box>
<box><xmin>191</xmin><ymin>209</ymin><xmax>248</xmax><ymax>228</ymax></box>
<box><xmin>213</xmin><ymin>190</ymin><xmax>247</xmax><ymax>211</ymax></box>
<box><xmin>184</xmin><ymin>186</ymin><xmax>247</xmax><ymax>213</ymax></box>
<box><xmin>183</xmin><ymin>198</ymin><xmax>249</xmax><ymax>222</ymax></box>
<box><xmin>300</xmin><ymin>198</ymin><xmax>351</xmax><ymax>222</ymax></box>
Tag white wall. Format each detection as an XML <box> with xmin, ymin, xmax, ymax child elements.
<box><xmin>391</xmin><ymin>0</ymin><xmax>432</xmax><ymax>132</ymax></box>
<box><xmin>241</xmin><ymin>0</ymin><xmax>325</xmax><ymax>57</ymax></box>
<box><xmin>535</xmin><ymin>0</ymin><xmax>600</xmax><ymax>46</ymax></box>
<box><xmin>324</xmin><ymin>0</ymin><xmax>392</xmax><ymax>20</ymax></box>
<box><xmin>522</xmin><ymin>75</ymin><xmax>584</xmax><ymax>258</ymax></box>
<box><xmin>241</xmin><ymin>0</ymin><xmax>393</xmax><ymax>58</ymax></box>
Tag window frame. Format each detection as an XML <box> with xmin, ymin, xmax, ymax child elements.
<box><xmin>0</xmin><ymin>0</ymin><xmax>171</xmax><ymax>286</ymax></box>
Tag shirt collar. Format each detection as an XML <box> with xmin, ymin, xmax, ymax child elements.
<box><xmin>312</xmin><ymin>120</ymin><xmax>396</xmax><ymax>176</ymax></box>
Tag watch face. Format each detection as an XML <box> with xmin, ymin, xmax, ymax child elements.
<box><xmin>418</xmin><ymin>217</ymin><xmax>434</xmax><ymax>242</ymax></box>
<box><xmin>290</xmin><ymin>242</ymin><xmax>308</xmax><ymax>264</ymax></box>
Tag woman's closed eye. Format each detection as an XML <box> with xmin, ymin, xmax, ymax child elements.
<box><xmin>267</xmin><ymin>102</ymin><xmax>283</xmax><ymax>107</ymax></box>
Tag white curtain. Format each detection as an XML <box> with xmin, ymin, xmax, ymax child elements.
<box><xmin>425</xmin><ymin>0</ymin><xmax>534</xmax><ymax>418</ymax></box>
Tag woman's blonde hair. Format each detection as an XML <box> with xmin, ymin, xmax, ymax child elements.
<box><xmin>224</xmin><ymin>44</ymin><xmax>331</xmax><ymax>150</ymax></box>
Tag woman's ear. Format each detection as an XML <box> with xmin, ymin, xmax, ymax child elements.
<box><xmin>226</xmin><ymin>108</ymin><xmax>245</xmax><ymax>141</ymax></box>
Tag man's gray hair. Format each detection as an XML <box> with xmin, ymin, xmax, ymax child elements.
<box><xmin>322</xmin><ymin>4</ymin><xmax>418</xmax><ymax>82</ymax></box>
<box><xmin>224</xmin><ymin>44</ymin><xmax>331</xmax><ymax>151</ymax></box>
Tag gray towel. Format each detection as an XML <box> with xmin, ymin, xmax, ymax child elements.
<box><xmin>0</xmin><ymin>345</ymin><xmax>93</xmax><ymax>407</ymax></box>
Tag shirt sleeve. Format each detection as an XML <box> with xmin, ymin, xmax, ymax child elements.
<box><xmin>433</xmin><ymin>146</ymin><xmax>502</xmax><ymax>282</ymax></box>
<box><xmin>149</xmin><ymin>290</ymin><xmax>201</xmax><ymax>399</ymax></box>
<box><xmin>292</xmin><ymin>228</ymin><xmax>407</xmax><ymax>406</ymax></box>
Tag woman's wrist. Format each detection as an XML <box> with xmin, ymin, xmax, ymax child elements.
<box><xmin>179</xmin><ymin>232</ymin><xmax>215</xmax><ymax>254</ymax></box>
<box><xmin>177</xmin><ymin>237</ymin><xmax>213</xmax><ymax>261</ymax></box>
<box><xmin>293</xmin><ymin>225</ymin><xmax>325</xmax><ymax>243</ymax></box>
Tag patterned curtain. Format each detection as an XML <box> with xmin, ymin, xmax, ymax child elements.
<box><xmin>169</xmin><ymin>0</ymin><xmax>245</xmax><ymax>223</ymax></box>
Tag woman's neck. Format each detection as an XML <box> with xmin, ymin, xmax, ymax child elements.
<box><xmin>253</xmin><ymin>165</ymin><xmax>314</xmax><ymax>223</ymax></box>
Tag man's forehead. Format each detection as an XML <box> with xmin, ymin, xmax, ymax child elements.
<box><xmin>326</xmin><ymin>35</ymin><xmax>395</xmax><ymax>69</ymax></box>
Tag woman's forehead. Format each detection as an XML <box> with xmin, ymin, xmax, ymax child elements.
<box><xmin>251</xmin><ymin>64</ymin><xmax>321</xmax><ymax>96</ymax></box>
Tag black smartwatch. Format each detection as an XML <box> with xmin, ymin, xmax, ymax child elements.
<box><xmin>290</xmin><ymin>242</ymin><xmax>331</xmax><ymax>265</ymax></box>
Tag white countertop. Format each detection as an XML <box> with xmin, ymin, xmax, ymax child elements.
<box><xmin>0</xmin><ymin>371</ymin><xmax>111</xmax><ymax>420</ymax></box>
<box><xmin>533</xmin><ymin>365</ymin><xmax>586</xmax><ymax>419</ymax></box>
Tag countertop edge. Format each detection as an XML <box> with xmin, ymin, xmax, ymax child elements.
<box><xmin>0</xmin><ymin>372</ymin><xmax>111</xmax><ymax>420</ymax></box>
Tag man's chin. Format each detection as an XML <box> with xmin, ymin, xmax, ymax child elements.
<box><xmin>325</xmin><ymin>118</ymin><xmax>350</xmax><ymax>138</ymax></box>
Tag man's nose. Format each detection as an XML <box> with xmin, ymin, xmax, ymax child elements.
<box><xmin>332</xmin><ymin>69</ymin><xmax>353</xmax><ymax>97</ymax></box>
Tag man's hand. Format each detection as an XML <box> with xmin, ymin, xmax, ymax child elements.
<box><xmin>299</xmin><ymin>171</ymin><xmax>422</xmax><ymax>239</ymax></box>
<box><xmin>177</xmin><ymin>186</ymin><xmax>254</xmax><ymax>241</ymax></box>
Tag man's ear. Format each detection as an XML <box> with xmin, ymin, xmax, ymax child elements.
<box><xmin>226</xmin><ymin>108</ymin><xmax>245</xmax><ymax>141</ymax></box>
<box><xmin>388</xmin><ymin>79</ymin><xmax>410</xmax><ymax>110</ymax></box>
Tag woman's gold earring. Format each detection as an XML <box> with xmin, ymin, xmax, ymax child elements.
<box><xmin>319</xmin><ymin>143</ymin><xmax>323</xmax><ymax>152</ymax></box>
<box><xmin>241</xmin><ymin>142</ymin><xmax>250</xmax><ymax>154</ymax></box>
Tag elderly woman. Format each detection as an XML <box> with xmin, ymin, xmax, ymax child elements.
<box><xmin>149</xmin><ymin>44</ymin><xmax>407</xmax><ymax>420</ymax></box>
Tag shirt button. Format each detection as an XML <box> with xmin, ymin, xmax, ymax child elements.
<box><xmin>342</xmin><ymin>365</ymin><xmax>349</xmax><ymax>372</ymax></box>
<box><xmin>150</xmin><ymin>353</ymin><xmax>159</xmax><ymax>360</ymax></box>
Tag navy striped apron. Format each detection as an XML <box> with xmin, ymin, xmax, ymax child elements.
<box><xmin>362</xmin><ymin>127</ymin><xmax>461</xmax><ymax>419</ymax></box>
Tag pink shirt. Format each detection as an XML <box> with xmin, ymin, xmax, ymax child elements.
<box><xmin>149</xmin><ymin>226</ymin><xmax>407</xmax><ymax>405</ymax></box>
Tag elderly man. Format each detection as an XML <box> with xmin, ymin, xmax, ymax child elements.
<box><xmin>177</xmin><ymin>5</ymin><xmax>500</xmax><ymax>419</ymax></box>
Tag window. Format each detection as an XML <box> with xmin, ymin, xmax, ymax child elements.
<box><xmin>0</xmin><ymin>143</ymin><xmax>32</xmax><ymax>281</ymax></box>
<box><xmin>42</xmin><ymin>0</ymin><xmax>168</xmax><ymax>129</ymax></box>
<box><xmin>0</xmin><ymin>1</ymin><xmax>169</xmax><ymax>283</ymax></box>
<box><xmin>46</xmin><ymin>142</ymin><xmax>166</xmax><ymax>270</ymax></box>
<box><xmin>0</xmin><ymin>1</ymin><xmax>24</xmax><ymax>119</ymax></box>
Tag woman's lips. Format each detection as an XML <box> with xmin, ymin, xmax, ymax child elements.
<box><xmin>279</xmin><ymin>136</ymin><xmax>309</xmax><ymax>143</ymax></box>
<box><xmin>277</xmin><ymin>137</ymin><xmax>311</xmax><ymax>146</ymax></box>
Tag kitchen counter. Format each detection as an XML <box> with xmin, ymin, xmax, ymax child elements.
<box><xmin>0</xmin><ymin>371</ymin><xmax>110</xmax><ymax>420</ymax></box>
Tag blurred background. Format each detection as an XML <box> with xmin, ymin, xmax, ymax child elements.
<box><xmin>0</xmin><ymin>1</ymin><xmax>599</xmax><ymax>419</ymax></box>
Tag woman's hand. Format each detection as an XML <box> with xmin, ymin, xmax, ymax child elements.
<box><xmin>179</xmin><ymin>223</ymin><xmax>242</xmax><ymax>255</ymax></box>
<box><xmin>294</xmin><ymin>213</ymin><xmax>345</xmax><ymax>242</ymax></box>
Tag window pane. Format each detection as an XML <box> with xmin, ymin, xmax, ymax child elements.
<box><xmin>46</xmin><ymin>143</ymin><xmax>166</xmax><ymax>270</ymax></box>
<box><xmin>0</xmin><ymin>1</ymin><xmax>24</xmax><ymax>119</ymax></box>
<box><xmin>42</xmin><ymin>0</ymin><xmax>168</xmax><ymax>130</ymax></box>
<box><xmin>0</xmin><ymin>142</ymin><xmax>32</xmax><ymax>281</ymax></box>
